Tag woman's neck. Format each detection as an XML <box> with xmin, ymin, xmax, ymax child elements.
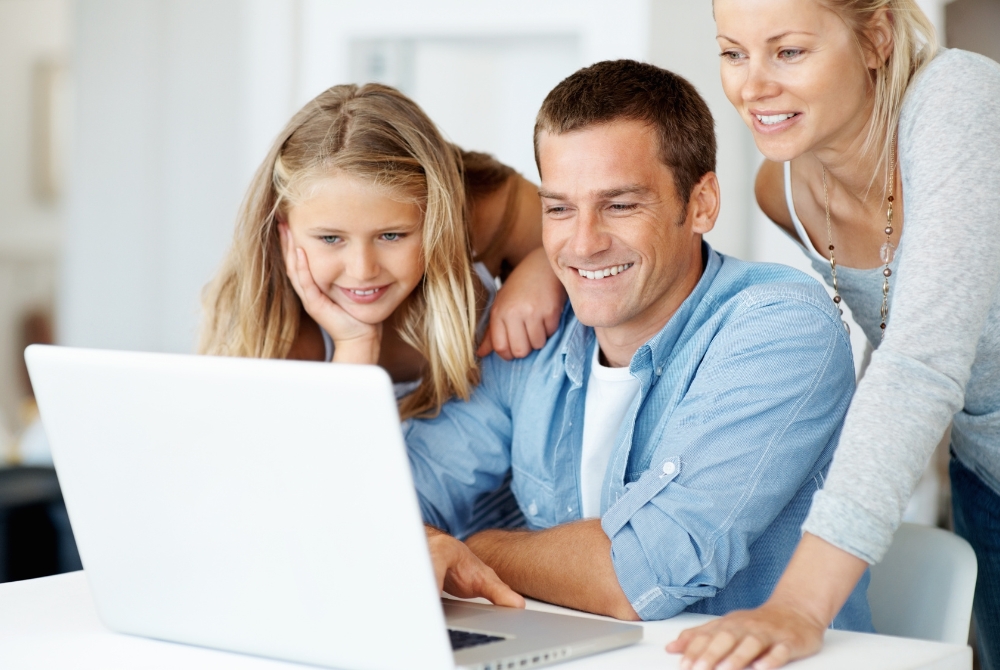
<box><xmin>809</xmin><ymin>103</ymin><xmax>893</xmax><ymax>211</ymax></box>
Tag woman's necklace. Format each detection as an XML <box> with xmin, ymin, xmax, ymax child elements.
<box><xmin>822</xmin><ymin>135</ymin><xmax>897</xmax><ymax>341</ymax></box>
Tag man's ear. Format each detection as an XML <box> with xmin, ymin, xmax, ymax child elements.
<box><xmin>688</xmin><ymin>172</ymin><xmax>720</xmax><ymax>235</ymax></box>
<box><xmin>864</xmin><ymin>8</ymin><xmax>894</xmax><ymax>70</ymax></box>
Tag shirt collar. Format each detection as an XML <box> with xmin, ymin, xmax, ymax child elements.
<box><xmin>560</xmin><ymin>242</ymin><xmax>722</xmax><ymax>383</ymax></box>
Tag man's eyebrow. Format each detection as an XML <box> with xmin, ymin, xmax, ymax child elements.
<box><xmin>597</xmin><ymin>185</ymin><xmax>652</xmax><ymax>199</ymax></box>
<box><xmin>538</xmin><ymin>185</ymin><xmax>652</xmax><ymax>200</ymax></box>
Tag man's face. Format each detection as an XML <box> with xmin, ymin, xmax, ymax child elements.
<box><xmin>538</xmin><ymin>120</ymin><xmax>706</xmax><ymax>335</ymax></box>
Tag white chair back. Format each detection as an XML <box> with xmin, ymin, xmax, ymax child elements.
<box><xmin>868</xmin><ymin>523</ymin><xmax>977</xmax><ymax>645</ymax></box>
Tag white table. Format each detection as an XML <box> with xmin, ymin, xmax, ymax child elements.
<box><xmin>0</xmin><ymin>571</ymin><xmax>971</xmax><ymax>669</ymax></box>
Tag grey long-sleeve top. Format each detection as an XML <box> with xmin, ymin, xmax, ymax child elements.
<box><xmin>797</xmin><ymin>49</ymin><xmax>1000</xmax><ymax>564</ymax></box>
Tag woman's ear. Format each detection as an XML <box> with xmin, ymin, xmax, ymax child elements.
<box><xmin>864</xmin><ymin>7</ymin><xmax>894</xmax><ymax>70</ymax></box>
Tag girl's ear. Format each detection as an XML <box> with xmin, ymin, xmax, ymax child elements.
<box><xmin>864</xmin><ymin>8</ymin><xmax>894</xmax><ymax>70</ymax></box>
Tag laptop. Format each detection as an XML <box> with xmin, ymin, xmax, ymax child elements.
<box><xmin>25</xmin><ymin>345</ymin><xmax>641</xmax><ymax>670</ymax></box>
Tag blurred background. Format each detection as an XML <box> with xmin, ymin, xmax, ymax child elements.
<box><xmin>0</xmin><ymin>0</ymin><xmax>997</xmax><ymax>582</ymax></box>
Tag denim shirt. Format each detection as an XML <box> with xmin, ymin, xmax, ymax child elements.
<box><xmin>406</xmin><ymin>246</ymin><xmax>873</xmax><ymax>629</ymax></box>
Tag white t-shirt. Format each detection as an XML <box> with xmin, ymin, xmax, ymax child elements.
<box><xmin>580</xmin><ymin>344</ymin><xmax>641</xmax><ymax>518</ymax></box>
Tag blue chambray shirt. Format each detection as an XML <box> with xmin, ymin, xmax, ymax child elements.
<box><xmin>405</xmin><ymin>245</ymin><xmax>873</xmax><ymax>629</ymax></box>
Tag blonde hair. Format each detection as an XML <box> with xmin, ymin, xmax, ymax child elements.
<box><xmin>822</xmin><ymin>0</ymin><xmax>938</xmax><ymax>175</ymax></box>
<box><xmin>199</xmin><ymin>83</ymin><xmax>479</xmax><ymax>420</ymax></box>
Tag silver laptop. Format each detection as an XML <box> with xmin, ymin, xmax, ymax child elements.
<box><xmin>25</xmin><ymin>345</ymin><xmax>641</xmax><ymax>670</ymax></box>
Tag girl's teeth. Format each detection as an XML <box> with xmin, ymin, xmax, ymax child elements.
<box><xmin>756</xmin><ymin>113</ymin><xmax>796</xmax><ymax>125</ymax></box>
<box><xmin>576</xmin><ymin>263</ymin><xmax>633</xmax><ymax>280</ymax></box>
<box><xmin>353</xmin><ymin>288</ymin><xmax>377</xmax><ymax>295</ymax></box>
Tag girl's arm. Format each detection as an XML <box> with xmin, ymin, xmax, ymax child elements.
<box><xmin>473</xmin><ymin>175</ymin><xmax>566</xmax><ymax>360</ymax></box>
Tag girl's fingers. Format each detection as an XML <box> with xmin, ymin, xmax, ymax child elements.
<box><xmin>488</xmin><ymin>317</ymin><xmax>512</xmax><ymax>361</ymax></box>
<box><xmin>505</xmin><ymin>321</ymin><xmax>533</xmax><ymax>359</ymax></box>
<box><xmin>526</xmin><ymin>317</ymin><xmax>548</xmax><ymax>351</ymax></box>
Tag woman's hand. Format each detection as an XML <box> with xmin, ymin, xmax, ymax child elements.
<box><xmin>666</xmin><ymin>601</ymin><xmax>826</xmax><ymax>670</ymax></box>
<box><xmin>666</xmin><ymin>533</ymin><xmax>868</xmax><ymax>669</ymax></box>
<box><xmin>424</xmin><ymin>526</ymin><xmax>525</xmax><ymax>608</ymax></box>
<box><xmin>280</xmin><ymin>224</ymin><xmax>382</xmax><ymax>364</ymax></box>
<box><xmin>477</xmin><ymin>247</ymin><xmax>566</xmax><ymax>360</ymax></box>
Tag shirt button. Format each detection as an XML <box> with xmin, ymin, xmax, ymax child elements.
<box><xmin>528</xmin><ymin>502</ymin><xmax>538</xmax><ymax>516</ymax></box>
<box><xmin>662</xmin><ymin>461</ymin><xmax>676</xmax><ymax>475</ymax></box>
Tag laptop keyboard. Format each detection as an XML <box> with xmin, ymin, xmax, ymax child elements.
<box><xmin>448</xmin><ymin>629</ymin><xmax>506</xmax><ymax>650</ymax></box>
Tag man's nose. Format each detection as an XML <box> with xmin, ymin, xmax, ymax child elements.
<box><xmin>569</xmin><ymin>209</ymin><xmax>610</xmax><ymax>259</ymax></box>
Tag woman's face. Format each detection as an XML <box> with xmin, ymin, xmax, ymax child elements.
<box><xmin>284</xmin><ymin>173</ymin><xmax>425</xmax><ymax>326</ymax></box>
<box><xmin>715</xmin><ymin>0</ymin><xmax>874</xmax><ymax>162</ymax></box>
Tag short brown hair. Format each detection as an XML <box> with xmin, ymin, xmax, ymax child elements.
<box><xmin>534</xmin><ymin>60</ymin><xmax>716</xmax><ymax>204</ymax></box>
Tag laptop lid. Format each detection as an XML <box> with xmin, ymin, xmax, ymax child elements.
<box><xmin>25</xmin><ymin>345</ymin><xmax>454</xmax><ymax>670</ymax></box>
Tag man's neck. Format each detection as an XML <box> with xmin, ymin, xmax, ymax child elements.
<box><xmin>593</xmin><ymin>245</ymin><xmax>705</xmax><ymax>369</ymax></box>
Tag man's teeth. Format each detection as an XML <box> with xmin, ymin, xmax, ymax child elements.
<box><xmin>352</xmin><ymin>288</ymin><xmax>378</xmax><ymax>295</ymax></box>
<box><xmin>577</xmin><ymin>263</ymin><xmax>633</xmax><ymax>280</ymax></box>
<box><xmin>756</xmin><ymin>113</ymin><xmax>796</xmax><ymax>125</ymax></box>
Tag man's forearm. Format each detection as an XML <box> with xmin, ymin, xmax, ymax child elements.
<box><xmin>464</xmin><ymin>519</ymin><xmax>640</xmax><ymax>620</ymax></box>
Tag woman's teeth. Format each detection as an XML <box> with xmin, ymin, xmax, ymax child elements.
<box><xmin>351</xmin><ymin>288</ymin><xmax>379</xmax><ymax>296</ymax></box>
<box><xmin>577</xmin><ymin>263</ymin><xmax>633</xmax><ymax>280</ymax></box>
<box><xmin>756</xmin><ymin>112</ymin><xmax>797</xmax><ymax>125</ymax></box>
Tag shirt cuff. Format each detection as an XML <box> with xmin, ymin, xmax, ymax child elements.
<box><xmin>801</xmin><ymin>489</ymin><xmax>895</xmax><ymax>565</ymax></box>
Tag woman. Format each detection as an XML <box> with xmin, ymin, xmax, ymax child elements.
<box><xmin>669</xmin><ymin>1</ymin><xmax>1000</xmax><ymax>669</ymax></box>
<box><xmin>200</xmin><ymin>83</ymin><xmax>564</xmax><ymax>422</ymax></box>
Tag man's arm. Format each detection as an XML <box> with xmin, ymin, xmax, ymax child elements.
<box><xmin>465</xmin><ymin>520</ymin><xmax>639</xmax><ymax>620</ymax></box>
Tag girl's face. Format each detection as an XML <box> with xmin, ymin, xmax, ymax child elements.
<box><xmin>284</xmin><ymin>173</ymin><xmax>425</xmax><ymax>326</ymax></box>
<box><xmin>714</xmin><ymin>0</ymin><xmax>874</xmax><ymax>162</ymax></box>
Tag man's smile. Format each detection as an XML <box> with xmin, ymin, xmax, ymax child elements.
<box><xmin>573</xmin><ymin>263</ymin><xmax>634</xmax><ymax>280</ymax></box>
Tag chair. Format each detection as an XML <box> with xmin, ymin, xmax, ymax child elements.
<box><xmin>867</xmin><ymin>522</ymin><xmax>977</xmax><ymax>645</ymax></box>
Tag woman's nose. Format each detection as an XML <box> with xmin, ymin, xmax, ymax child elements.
<box><xmin>742</xmin><ymin>58</ymin><xmax>779</xmax><ymax>103</ymax></box>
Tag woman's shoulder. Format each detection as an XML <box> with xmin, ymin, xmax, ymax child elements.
<box><xmin>903</xmin><ymin>49</ymin><xmax>1000</xmax><ymax>119</ymax></box>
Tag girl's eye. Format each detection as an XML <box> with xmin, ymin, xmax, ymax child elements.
<box><xmin>320</xmin><ymin>235</ymin><xmax>341</xmax><ymax>245</ymax></box>
<box><xmin>380</xmin><ymin>232</ymin><xmax>402</xmax><ymax>241</ymax></box>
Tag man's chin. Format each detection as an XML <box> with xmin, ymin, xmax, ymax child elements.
<box><xmin>567</xmin><ymin>302</ymin><xmax>628</xmax><ymax>330</ymax></box>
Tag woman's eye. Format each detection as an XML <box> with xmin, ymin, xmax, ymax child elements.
<box><xmin>380</xmin><ymin>232</ymin><xmax>402</xmax><ymax>241</ymax></box>
<box><xmin>720</xmin><ymin>50</ymin><xmax>745</xmax><ymax>62</ymax></box>
<box><xmin>320</xmin><ymin>235</ymin><xmax>341</xmax><ymax>245</ymax></box>
<box><xmin>778</xmin><ymin>48</ymin><xmax>803</xmax><ymax>59</ymax></box>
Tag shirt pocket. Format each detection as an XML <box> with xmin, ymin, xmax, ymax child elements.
<box><xmin>601</xmin><ymin>456</ymin><xmax>680</xmax><ymax>537</ymax></box>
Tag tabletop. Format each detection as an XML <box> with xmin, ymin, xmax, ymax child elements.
<box><xmin>0</xmin><ymin>571</ymin><xmax>971</xmax><ymax>669</ymax></box>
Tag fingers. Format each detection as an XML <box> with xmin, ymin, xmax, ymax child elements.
<box><xmin>750</xmin><ymin>643</ymin><xmax>791</xmax><ymax>670</ymax></box>
<box><xmin>474</xmin><ymin>566</ymin><xmax>526</xmax><ymax>609</ymax></box>
<box><xmin>476</xmin><ymin>331</ymin><xmax>495</xmax><ymax>358</ymax></box>
<box><xmin>719</xmin><ymin>636</ymin><xmax>767</xmax><ymax>670</ymax></box>
<box><xmin>487</xmin><ymin>318</ymin><xmax>513</xmax><ymax>361</ymax></box>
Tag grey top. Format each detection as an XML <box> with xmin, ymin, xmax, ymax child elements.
<box><xmin>793</xmin><ymin>48</ymin><xmax>1000</xmax><ymax>564</ymax></box>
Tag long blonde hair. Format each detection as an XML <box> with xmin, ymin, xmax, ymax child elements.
<box><xmin>199</xmin><ymin>83</ymin><xmax>479</xmax><ymax>419</ymax></box>
<box><xmin>822</xmin><ymin>0</ymin><xmax>938</xmax><ymax>174</ymax></box>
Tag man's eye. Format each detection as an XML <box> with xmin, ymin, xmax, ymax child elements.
<box><xmin>320</xmin><ymin>235</ymin><xmax>341</xmax><ymax>245</ymax></box>
<box><xmin>381</xmin><ymin>232</ymin><xmax>402</xmax><ymax>241</ymax></box>
<box><xmin>610</xmin><ymin>203</ymin><xmax>638</xmax><ymax>212</ymax></box>
<box><xmin>545</xmin><ymin>206</ymin><xmax>568</xmax><ymax>215</ymax></box>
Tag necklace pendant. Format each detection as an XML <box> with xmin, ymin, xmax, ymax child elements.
<box><xmin>880</xmin><ymin>241</ymin><xmax>896</xmax><ymax>264</ymax></box>
<box><xmin>842</xmin><ymin>320</ymin><xmax>851</xmax><ymax>336</ymax></box>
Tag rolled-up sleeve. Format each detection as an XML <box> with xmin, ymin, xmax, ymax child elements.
<box><xmin>405</xmin><ymin>354</ymin><xmax>518</xmax><ymax>538</ymax></box>
<box><xmin>602</xmin><ymin>293</ymin><xmax>856</xmax><ymax>620</ymax></box>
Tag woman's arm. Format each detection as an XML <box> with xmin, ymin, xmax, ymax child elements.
<box><xmin>667</xmin><ymin>49</ymin><xmax>1000</xmax><ymax>670</ymax></box>
<box><xmin>472</xmin><ymin>175</ymin><xmax>567</xmax><ymax>360</ymax></box>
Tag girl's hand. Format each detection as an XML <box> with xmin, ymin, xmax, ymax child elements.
<box><xmin>477</xmin><ymin>247</ymin><xmax>566</xmax><ymax>360</ymax></box>
<box><xmin>279</xmin><ymin>224</ymin><xmax>382</xmax><ymax>364</ymax></box>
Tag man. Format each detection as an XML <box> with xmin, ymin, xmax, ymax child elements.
<box><xmin>409</xmin><ymin>60</ymin><xmax>871</xmax><ymax>628</ymax></box>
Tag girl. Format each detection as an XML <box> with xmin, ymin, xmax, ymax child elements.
<box><xmin>671</xmin><ymin>2</ymin><xmax>1000</xmax><ymax>669</ymax></box>
<box><xmin>200</xmin><ymin>83</ymin><xmax>565</xmax><ymax>422</ymax></box>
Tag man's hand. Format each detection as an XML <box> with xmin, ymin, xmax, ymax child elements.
<box><xmin>477</xmin><ymin>247</ymin><xmax>565</xmax><ymax>360</ymax></box>
<box><xmin>425</xmin><ymin>526</ymin><xmax>525</xmax><ymax>608</ymax></box>
<box><xmin>666</xmin><ymin>600</ymin><xmax>826</xmax><ymax>670</ymax></box>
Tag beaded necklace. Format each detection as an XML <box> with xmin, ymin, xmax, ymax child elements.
<box><xmin>822</xmin><ymin>134</ymin><xmax>897</xmax><ymax>340</ymax></box>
